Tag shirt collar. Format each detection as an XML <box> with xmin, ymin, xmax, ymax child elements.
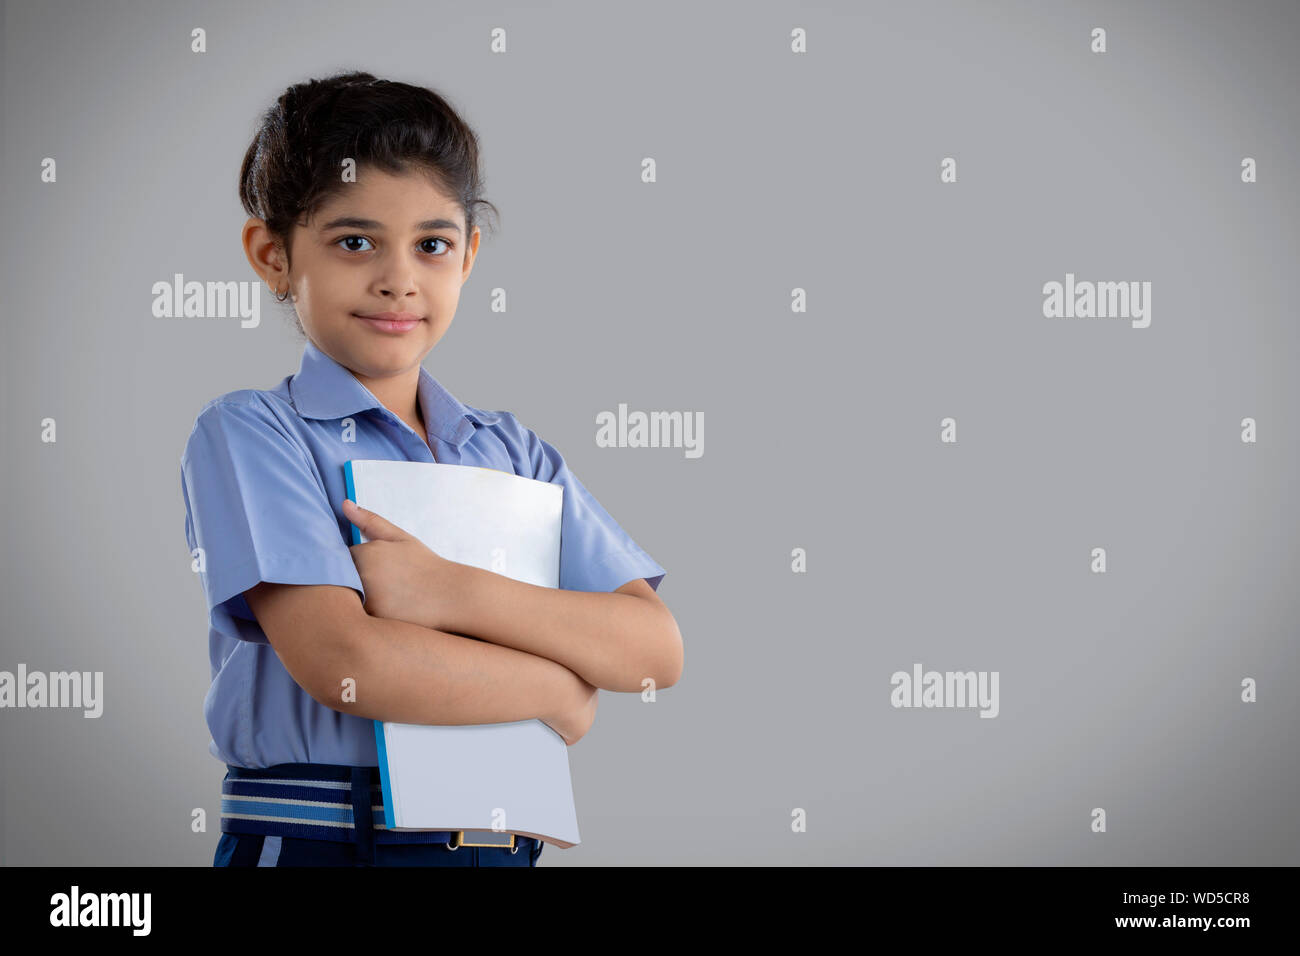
<box><xmin>288</xmin><ymin>338</ymin><xmax>500</xmax><ymax>446</ymax></box>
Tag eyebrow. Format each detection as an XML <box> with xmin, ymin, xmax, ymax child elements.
<box><xmin>319</xmin><ymin>216</ymin><xmax>462</xmax><ymax>234</ymax></box>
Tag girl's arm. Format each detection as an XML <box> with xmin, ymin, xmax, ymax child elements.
<box><xmin>445</xmin><ymin>567</ymin><xmax>683</xmax><ymax>694</ymax></box>
<box><xmin>245</xmin><ymin>581</ymin><xmax>598</xmax><ymax>744</ymax></box>
<box><xmin>343</xmin><ymin>501</ymin><xmax>683</xmax><ymax>693</ymax></box>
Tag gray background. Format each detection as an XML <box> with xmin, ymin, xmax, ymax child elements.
<box><xmin>2</xmin><ymin>0</ymin><xmax>1297</xmax><ymax>865</ymax></box>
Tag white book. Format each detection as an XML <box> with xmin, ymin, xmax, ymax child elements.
<box><xmin>344</xmin><ymin>459</ymin><xmax>581</xmax><ymax>848</ymax></box>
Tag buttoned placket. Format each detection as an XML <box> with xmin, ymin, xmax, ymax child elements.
<box><xmin>371</xmin><ymin>408</ymin><xmax>445</xmax><ymax>465</ymax></box>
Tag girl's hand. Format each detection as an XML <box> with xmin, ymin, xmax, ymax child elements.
<box><xmin>342</xmin><ymin>498</ymin><xmax>460</xmax><ymax>632</ymax></box>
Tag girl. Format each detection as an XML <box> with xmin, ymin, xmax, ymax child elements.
<box><xmin>181</xmin><ymin>72</ymin><xmax>681</xmax><ymax>867</ymax></box>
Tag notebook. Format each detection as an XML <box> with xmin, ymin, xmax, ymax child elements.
<box><xmin>343</xmin><ymin>458</ymin><xmax>581</xmax><ymax>848</ymax></box>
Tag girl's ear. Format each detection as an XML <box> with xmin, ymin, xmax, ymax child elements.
<box><xmin>242</xmin><ymin>217</ymin><xmax>289</xmax><ymax>292</ymax></box>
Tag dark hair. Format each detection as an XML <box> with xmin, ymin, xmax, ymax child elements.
<box><xmin>238</xmin><ymin>71</ymin><xmax>500</xmax><ymax>333</ymax></box>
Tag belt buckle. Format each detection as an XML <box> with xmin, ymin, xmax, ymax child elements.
<box><xmin>450</xmin><ymin>829</ymin><xmax>517</xmax><ymax>850</ymax></box>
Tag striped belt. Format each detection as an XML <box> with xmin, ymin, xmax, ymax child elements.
<box><xmin>220</xmin><ymin>762</ymin><xmax>528</xmax><ymax>853</ymax></box>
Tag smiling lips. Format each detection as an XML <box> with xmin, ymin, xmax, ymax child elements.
<box><xmin>354</xmin><ymin>311</ymin><xmax>423</xmax><ymax>333</ymax></box>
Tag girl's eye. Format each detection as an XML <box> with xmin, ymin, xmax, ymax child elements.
<box><xmin>336</xmin><ymin>236</ymin><xmax>374</xmax><ymax>252</ymax></box>
<box><xmin>334</xmin><ymin>236</ymin><xmax>452</xmax><ymax>256</ymax></box>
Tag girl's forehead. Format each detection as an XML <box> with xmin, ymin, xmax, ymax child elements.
<box><xmin>314</xmin><ymin>172</ymin><xmax>462</xmax><ymax>219</ymax></box>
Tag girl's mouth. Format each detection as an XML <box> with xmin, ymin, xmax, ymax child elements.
<box><xmin>353</xmin><ymin>313</ymin><xmax>423</xmax><ymax>334</ymax></box>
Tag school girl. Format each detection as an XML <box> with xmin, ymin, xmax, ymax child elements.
<box><xmin>180</xmin><ymin>72</ymin><xmax>679</xmax><ymax>867</ymax></box>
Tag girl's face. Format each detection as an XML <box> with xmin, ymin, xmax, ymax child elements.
<box><xmin>276</xmin><ymin>166</ymin><xmax>479</xmax><ymax>384</ymax></box>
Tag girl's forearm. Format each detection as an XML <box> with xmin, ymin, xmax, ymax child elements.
<box><xmin>444</xmin><ymin>564</ymin><xmax>682</xmax><ymax>693</ymax></box>
<box><xmin>322</xmin><ymin>614</ymin><xmax>581</xmax><ymax>726</ymax></box>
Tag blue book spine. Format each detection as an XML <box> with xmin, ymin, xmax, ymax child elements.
<box><xmin>343</xmin><ymin>459</ymin><xmax>399</xmax><ymax>830</ymax></box>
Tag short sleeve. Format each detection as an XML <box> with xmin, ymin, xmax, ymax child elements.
<box><xmin>518</xmin><ymin>417</ymin><xmax>666</xmax><ymax>594</ymax></box>
<box><xmin>180</xmin><ymin>400</ymin><xmax>365</xmax><ymax>645</ymax></box>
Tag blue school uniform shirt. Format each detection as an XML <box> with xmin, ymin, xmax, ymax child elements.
<box><xmin>180</xmin><ymin>338</ymin><xmax>666</xmax><ymax>769</ymax></box>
